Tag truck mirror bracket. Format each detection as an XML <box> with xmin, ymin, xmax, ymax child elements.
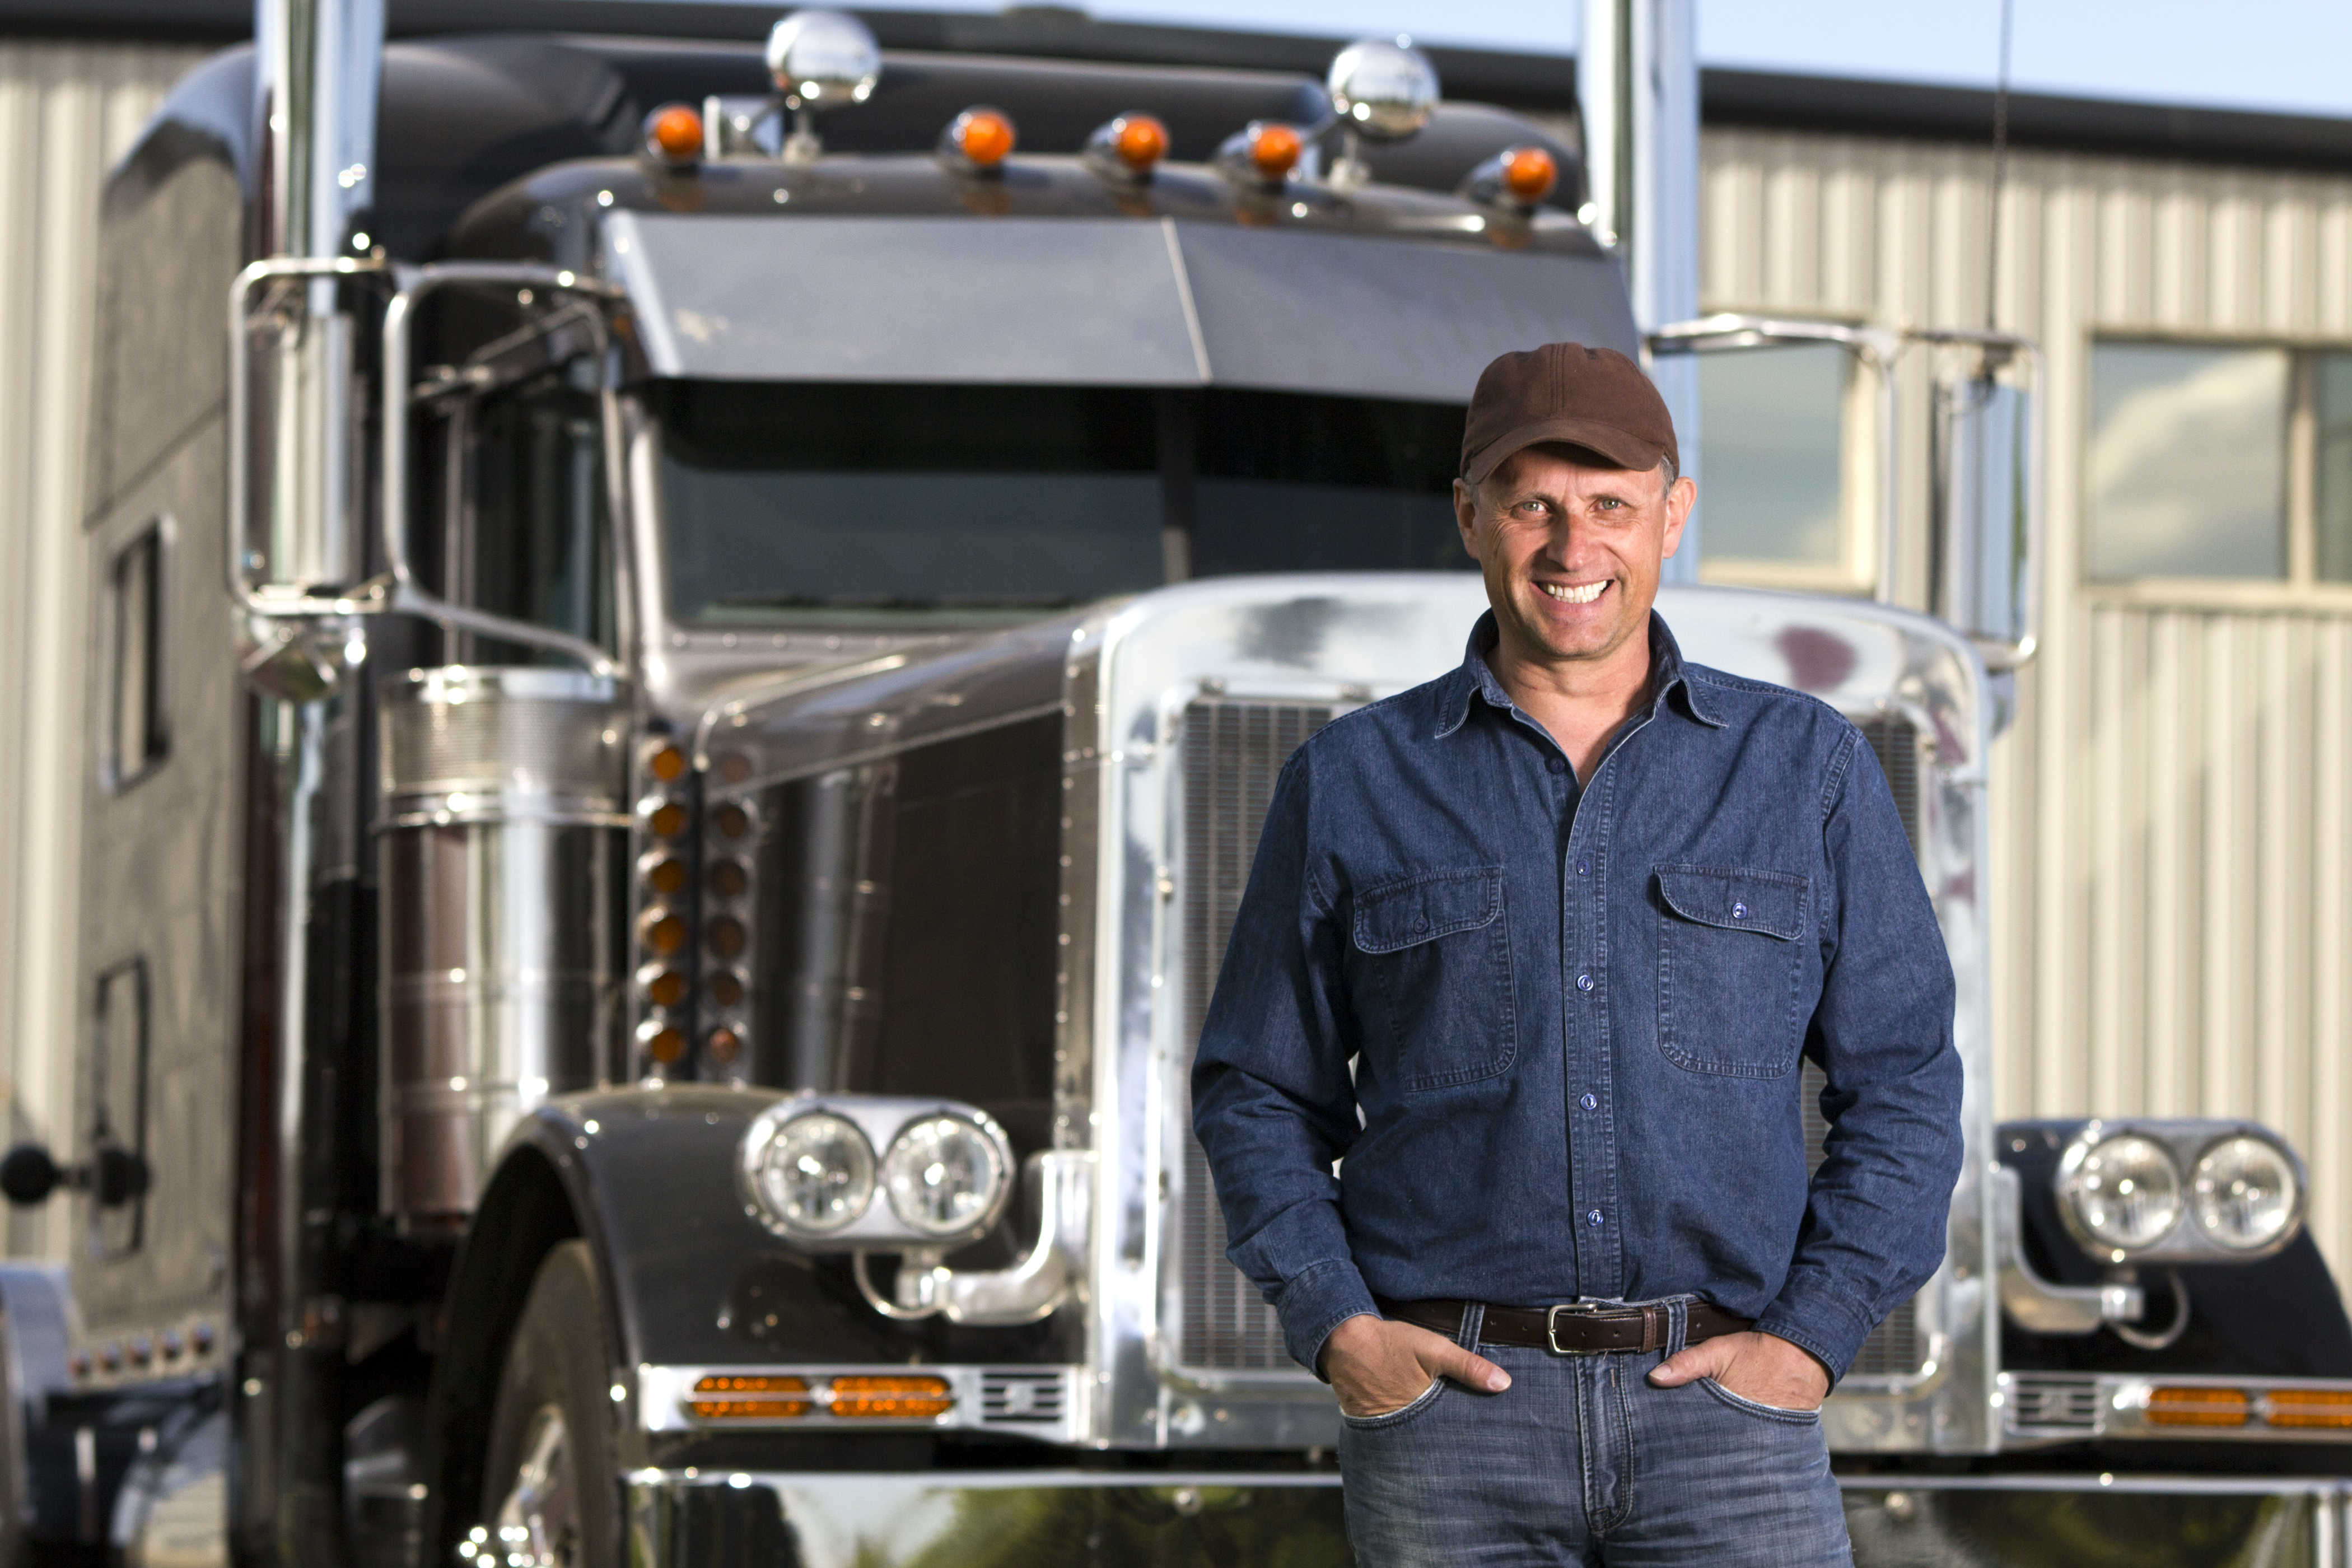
<box><xmin>1993</xmin><ymin>1164</ymin><xmax>2146</xmax><ymax>1336</ymax></box>
<box><xmin>853</xmin><ymin>1150</ymin><xmax>1094</xmax><ymax>1326</ymax></box>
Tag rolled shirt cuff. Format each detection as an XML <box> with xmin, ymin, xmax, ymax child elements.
<box><xmin>1753</xmin><ymin>1276</ymin><xmax>1878</xmax><ymax>1385</ymax></box>
<box><xmin>1274</xmin><ymin>1258</ymin><xmax>1380</xmax><ymax>1380</ymax></box>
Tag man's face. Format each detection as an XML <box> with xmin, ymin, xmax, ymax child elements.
<box><xmin>1452</xmin><ymin>444</ymin><xmax>1694</xmax><ymax>671</ymax></box>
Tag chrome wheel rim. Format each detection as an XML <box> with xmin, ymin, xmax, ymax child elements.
<box><xmin>486</xmin><ymin>1403</ymin><xmax>579</xmax><ymax>1567</ymax></box>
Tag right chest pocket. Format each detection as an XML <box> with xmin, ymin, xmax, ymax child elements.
<box><xmin>1350</xmin><ymin>869</ymin><xmax>1515</xmax><ymax>1092</ymax></box>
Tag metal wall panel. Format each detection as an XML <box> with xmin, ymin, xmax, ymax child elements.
<box><xmin>0</xmin><ymin>41</ymin><xmax>200</xmax><ymax>1258</ymax></box>
<box><xmin>1702</xmin><ymin>126</ymin><xmax>2352</xmax><ymax>1287</ymax></box>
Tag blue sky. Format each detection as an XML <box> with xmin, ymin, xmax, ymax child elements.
<box><xmin>824</xmin><ymin>0</ymin><xmax>2352</xmax><ymax>120</ymax></box>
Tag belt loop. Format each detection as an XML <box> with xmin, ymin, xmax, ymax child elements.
<box><xmin>1640</xmin><ymin>1305</ymin><xmax>1661</xmax><ymax>1355</ymax></box>
<box><xmin>1457</xmin><ymin>1302</ymin><xmax>1485</xmax><ymax>1351</ymax></box>
<box><xmin>1664</xmin><ymin>1298</ymin><xmax>1690</xmax><ymax>1358</ymax></box>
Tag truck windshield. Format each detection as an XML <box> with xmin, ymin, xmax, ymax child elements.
<box><xmin>652</xmin><ymin>380</ymin><xmax>1471</xmax><ymax>625</ymax></box>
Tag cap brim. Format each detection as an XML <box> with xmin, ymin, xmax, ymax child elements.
<box><xmin>1462</xmin><ymin>415</ymin><xmax>1667</xmax><ymax>486</ymax></box>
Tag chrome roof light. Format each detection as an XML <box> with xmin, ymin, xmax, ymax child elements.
<box><xmin>1326</xmin><ymin>36</ymin><xmax>1439</xmax><ymax>143</ymax></box>
<box><xmin>766</xmin><ymin>10</ymin><xmax>881</xmax><ymax>161</ymax></box>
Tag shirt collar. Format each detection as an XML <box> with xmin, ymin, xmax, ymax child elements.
<box><xmin>1434</xmin><ymin>609</ymin><xmax>1726</xmax><ymax>738</ymax></box>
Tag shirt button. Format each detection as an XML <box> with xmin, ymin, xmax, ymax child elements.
<box><xmin>1576</xmin><ymin>857</ymin><xmax>1591</xmax><ymax>876</ymax></box>
<box><xmin>1579</xmin><ymin>1093</ymin><xmax>1598</xmax><ymax>1111</ymax></box>
<box><xmin>1547</xmin><ymin>756</ymin><xmax>1566</xmax><ymax>774</ymax></box>
<box><xmin>1586</xmin><ymin>1210</ymin><xmax>1604</xmax><ymax>1228</ymax></box>
<box><xmin>1576</xmin><ymin>973</ymin><xmax>1594</xmax><ymax>993</ymax></box>
<box><xmin>1733</xmin><ymin>902</ymin><xmax>1748</xmax><ymax>920</ymax></box>
<box><xmin>1413</xmin><ymin>915</ymin><xmax>1429</xmax><ymax>933</ymax></box>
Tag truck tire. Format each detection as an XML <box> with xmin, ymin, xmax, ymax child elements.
<box><xmin>480</xmin><ymin>1242</ymin><xmax>621</xmax><ymax>1568</ymax></box>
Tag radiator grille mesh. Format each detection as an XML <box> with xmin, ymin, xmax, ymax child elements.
<box><xmin>1177</xmin><ymin>699</ymin><xmax>1332</xmax><ymax>1373</ymax></box>
<box><xmin>1804</xmin><ymin>712</ymin><xmax>1929</xmax><ymax>1379</ymax></box>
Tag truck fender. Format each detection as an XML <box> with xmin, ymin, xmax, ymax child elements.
<box><xmin>421</xmin><ymin>1084</ymin><xmax>897</xmax><ymax>1547</ymax></box>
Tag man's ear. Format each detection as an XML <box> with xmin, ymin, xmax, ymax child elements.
<box><xmin>1453</xmin><ymin>478</ymin><xmax>1482</xmax><ymax>563</ymax></box>
<box><xmin>1660</xmin><ymin>474</ymin><xmax>1697</xmax><ymax>560</ymax></box>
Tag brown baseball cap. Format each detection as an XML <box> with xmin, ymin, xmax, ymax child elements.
<box><xmin>1459</xmin><ymin>342</ymin><xmax>1678</xmax><ymax>486</ymax></box>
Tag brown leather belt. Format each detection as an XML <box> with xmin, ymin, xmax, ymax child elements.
<box><xmin>1379</xmin><ymin>1296</ymin><xmax>1752</xmax><ymax>1356</ymax></box>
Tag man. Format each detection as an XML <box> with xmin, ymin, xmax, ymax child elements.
<box><xmin>1190</xmin><ymin>343</ymin><xmax>1962</xmax><ymax>1565</ymax></box>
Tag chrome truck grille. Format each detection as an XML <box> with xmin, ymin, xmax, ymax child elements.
<box><xmin>379</xmin><ymin>668</ymin><xmax>631</xmax><ymax>1225</ymax></box>
<box><xmin>1177</xmin><ymin>699</ymin><xmax>1333</xmax><ymax>1373</ymax></box>
<box><xmin>1172</xmin><ymin>702</ymin><xmax>1931</xmax><ymax>1379</ymax></box>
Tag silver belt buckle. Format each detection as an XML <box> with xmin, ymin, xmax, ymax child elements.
<box><xmin>1546</xmin><ymin>1301</ymin><xmax>1606</xmax><ymax>1356</ymax></box>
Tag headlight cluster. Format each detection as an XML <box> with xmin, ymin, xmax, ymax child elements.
<box><xmin>740</xmin><ymin>1098</ymin><xmax>1012</xmax><ymax>1247</ymax></box>
<box><xmin>2056</xmin><ymin>1122</ymin><xmax>2303</xmax><ymax>1261</ymax></box>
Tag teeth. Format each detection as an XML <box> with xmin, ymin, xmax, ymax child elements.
<box><xmin>1542</xmin><ymin>581</ymin><xmax>1607</xmax><ymax>605</ymax></box>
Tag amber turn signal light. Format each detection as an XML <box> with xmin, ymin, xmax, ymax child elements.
<box><xmin>645</xmin><ymin>104</ymin><xmax>704</xmax><ymax>166</ymax></box>
<box><xmin>941</xmin><ymin>106</ymin><xmax>1015</xmax><ymax>171</ymax></box>
<box><xmin>830</xmin><ymin>1375</ymin><xmax>953</xmax><ymax>1419</ymax></box>
<box><xmin>2267</xmin><ymin>1389</ymin><xmax>2352</xmax><ymax>1428</ymax></box>
<box><xmin>2146</xmin><ymin>1386</ymin><xmax>2248</xmax><ymax>1427</ymax></box>
<box><xmin>688</xmin><ymin>1374</ymin><xmax>811</xmax><ymax>1419</ymax></box>
<box><xmin>1502</xmin><ymin>146</ymin><xmax>1558</xmax><ymax>204</ymax></box>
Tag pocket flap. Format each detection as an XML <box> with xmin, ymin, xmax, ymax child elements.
<box><xmin>1656</xmin><ymin>865</ymin><xmax>1807</xmax><ymax>941</ymax></box>
<box><xmin>1353</xmin><ymin>869</ymin><xmax>1504</xmax><ymax>954</ymax></box>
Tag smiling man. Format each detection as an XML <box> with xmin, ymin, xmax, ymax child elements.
<box><xmin>1191</xmin><ymin>343</ymin><xmax>1962</xmax><ymax>1565</ymax></box>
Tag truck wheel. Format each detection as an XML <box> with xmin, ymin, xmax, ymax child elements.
<box><xmin>481</xmin><ymin>1242</ymin><xmax>620</xmax><ymax>1568</ymax></box>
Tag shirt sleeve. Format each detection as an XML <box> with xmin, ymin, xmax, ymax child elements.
<box><xmin>1188</xmin><ymin>746</ymin><xmax>1376</xmax><ymax>1378</ymax></box>
<box><xmin>1753</xmin><ymin>728</ymin><xmax>1966</xmax><ymax>1381</ymax></box>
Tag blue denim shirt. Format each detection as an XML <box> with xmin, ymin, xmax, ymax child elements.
<box><xmin>1190</xmin><ymin>610</ymin><xmax>1962</xmax><ymax>1380</ymax></box>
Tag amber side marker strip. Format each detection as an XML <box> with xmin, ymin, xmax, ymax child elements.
<box><xmin>688</xmin><ymin>1373</ymin><xmax>811</xmax><ymax>1419</ymax></box>
<box><xmin>2266</xmin><ymin>1390</ymin><xmax>2352</xmax><ymax>1429</ymax></box>
<box><xmin>830</xmin><ymin>1375</ymin><xmax>954</xmax><ymax>1420</ymax></box>
<box><xmin>2146</xmin><ymin>1387</ymin><xmax>2249</xmax><ymax>1427</ymax></box>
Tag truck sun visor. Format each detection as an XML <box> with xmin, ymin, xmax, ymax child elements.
<box><xmin>601</xmin><ymin>212</ymin><xmax>1640</xmax><ymax>403</ymax></box>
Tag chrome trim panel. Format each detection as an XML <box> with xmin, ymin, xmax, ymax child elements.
<box><xmin>1998</xmin><ymin>1371</ymin><xmax>2352</xmax><ymax>1446</ymax></box>
<box><xmin>636</xmin><ymin>1364</ymin><xmax>1086</xmax><ymax>1445</ymax></box>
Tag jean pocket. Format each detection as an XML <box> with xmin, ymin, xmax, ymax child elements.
<box><xmin>1654</xmin><ymin>864</ymin><xmax>1809</xmax><ymax>1077</ymax></box>
<box><xmin>1339</xmin><ymin>1376</ymin><xmax>1446</xmax><ymax>1429</ymax></box>
<box><xmin>1699</xmin><ymin>1376</ymin><xmax>1822</xmax><ymax>1425</ymax></box>
<box><xmin>1352</xmin><ymin>869</ymin><xmax>1516</xmax><ymax>1092</ymax></box>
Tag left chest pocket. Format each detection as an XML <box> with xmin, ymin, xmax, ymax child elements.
<box><xmin>1351</xmin><ymin>869</ymin><xmax>1516</xmax><ymax>1092</ymax></box>
<box><xmin>1654</xmin><ymin>864</ymin><xmax>1810</xmax><ymax>1078</ymax></box>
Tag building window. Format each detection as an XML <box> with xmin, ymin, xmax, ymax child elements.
<box><xmin>2087</xmin><ymin>343</ymin><xmax>2289</xmax><ymax>581</ymax></box>
<box><xmin>1696</xmin><ymin>339</ymin><xmax>1875</xmax><ymax>592</ymax></box>
<box><xmin>105</xmin><ymin>523</ymin><xmax>166</xmax><ymax>790</ymax></box>
<box><xmin>2312</xmin><ymin>356</ymin><xmax>2352</xmax><ymax>583</ymax></box>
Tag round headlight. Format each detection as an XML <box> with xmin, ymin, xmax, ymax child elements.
<box><xmin>753</xmin><ymin>1112</ymin><xmax>874</xmax><ymax>1235</ymax></box>
<box><xmin>765</xmin><ymin>10</ymin><xmax>881</xmax><ymax>107</ymax></box>
<box><xmin>1325</xmin><ymin>38</ymin><xmax>1440</xmax><ymax>143</ymax></box>
<box><xmin>882</xmin><ymin>1116</ymin><xmax>1007</xmax><ymax>1238</ymax></box>
<box><xmin>2191</xmin><ymin>1136</ymin><xmax>2300</xmax><ymax>1252</ymax></box>
<box><xmin>2060</xmin><ymin>1133</ymin><xmax>2183</xmax><ymax>1252</ymax></box>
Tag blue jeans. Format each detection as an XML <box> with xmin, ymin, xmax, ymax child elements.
<box><xmin>1338</xmin><ymin>1300</ymin><xmax>1851</xmax><ymax>1566</ymax></box>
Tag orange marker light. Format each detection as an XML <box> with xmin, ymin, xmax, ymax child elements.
<box><xmin>707</xmin><ymin>916</ymin><xmax>747</xmax><ymax>960</ymax></box>
<box><xmin>707</xmin><ymin>858</ymin><xmax>749</xmax><ymax>899</ymax></box>
<box><xmin>1116</xmin><ymin>114</ymin><xmax>1170</xmax><ymax>171</ymax></box>
<box><xmin>830</xmin><ymin>1375</ymin><xmax>954</xmax><ymax>1420</ymax></box>
<box><xmin>2267</xmin><ymin>1389</ymin><xmax>2352</xmax><ymax>1429</ymax></box>
<box><xmin>1502</xmin><ymin>146</ymin><xmax>1558</xmax><ymax>204</ymax></box>
<box><xmin>646</xmin><ymin>969</ymin><xmax>687</xmax><ymax>1008</ymax></box>
<box><xmin>638</xmin><ymin>909</ymin><xmax>688</xmax><ymax>955</ymax></box>
<box><xmin>707</xmin><ymin>970</ymin><xmax>746</xmax><ymax>1009</ymax></box>
<box><xmin>2146</xmin><ymin>1386</ymin><xmax>2249</xmax><ymax>1427</ymax></box>
<box><xmin>647</xmin><ymin>1027</ymin><xmax>687</xmax><ymax>1065</ymax></box>
<box><xmin>645</xmin><ymin>104</ymin><xmax>704</xmax><ymax>165</ymax></box>
<box><xmin>707</xmin><ymin>1027</ymin><xmax>743</xmax><ymax>1064</ymax></box>
<box><xmin>951</xmin><ymin>108</ymin><xmax>1016</xmax><ymax>167</ymax></box>
<box><xmin>689</xmin><ymin>1374</ymin><xmax>811</xmax><ymax>1419</ymax></box>
<box><xmin>649</xmin><ymin>802</ymin><xmax>689</xmax><ymax>839</ymax></box>
<box><xmin>646</xmin><ymin>856</ymin><xmax>687</xmax><ymax>896</ymax></box>
<box><xmin>648</xmin><ymin>744</ymin><xmax>688</xmax><ymax>782</ymax></box>
<box><xmin>1250</xmin><ymin>123</ymin><xmax>1303</xmax><ymax>180</ymax></box>
<box><xmin>711</xmin><ymin>803</ymin><xmax>752</xmax><ymax>840</ymax></box>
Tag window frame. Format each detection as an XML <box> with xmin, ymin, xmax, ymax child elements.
<box><xmin>100</xmin><ymin>515</ymin><xmax>171</xmax><ymax>795</ymax></box>
<box><xmin>1690</xmin><ymin>325</ymin><xmax>1887</xmax><ymax>599</ymax></box>
<box><xmin>2082</xmin><ymin>331</ymin><xmax>2352</xmax><ymax>609</ymax></box>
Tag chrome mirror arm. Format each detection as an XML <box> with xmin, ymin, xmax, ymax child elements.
<box><xmin>853</xmin><ymin>1151</ymin><xmax>1094</xmax><ymax>1326</ymax></box>
<box><xmin>1992</xmin><ymin>1165</ymin><xmax>2145</xmax><ymax>1336</ymax></box>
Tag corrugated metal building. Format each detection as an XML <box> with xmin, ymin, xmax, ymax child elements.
<box><xmin>1694</xmin><ymin>81</ymin><xmax>2352</xmax><ymax>1283</ymax></box>
<box><xmin>0</xmin><ymin>32</ymin><xmax>200</xmax><ymax>1255</ymax></box>
<box><xmin>0</xmin><ymin>6</ymin><xmax>2347</xmax><ymax>1285</ymax></box>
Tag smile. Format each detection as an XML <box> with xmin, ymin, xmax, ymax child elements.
<box><xmin>1540</xmin><ymin>581</ymin><xmax>1608</xmax><ymax>605</ymax></box>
